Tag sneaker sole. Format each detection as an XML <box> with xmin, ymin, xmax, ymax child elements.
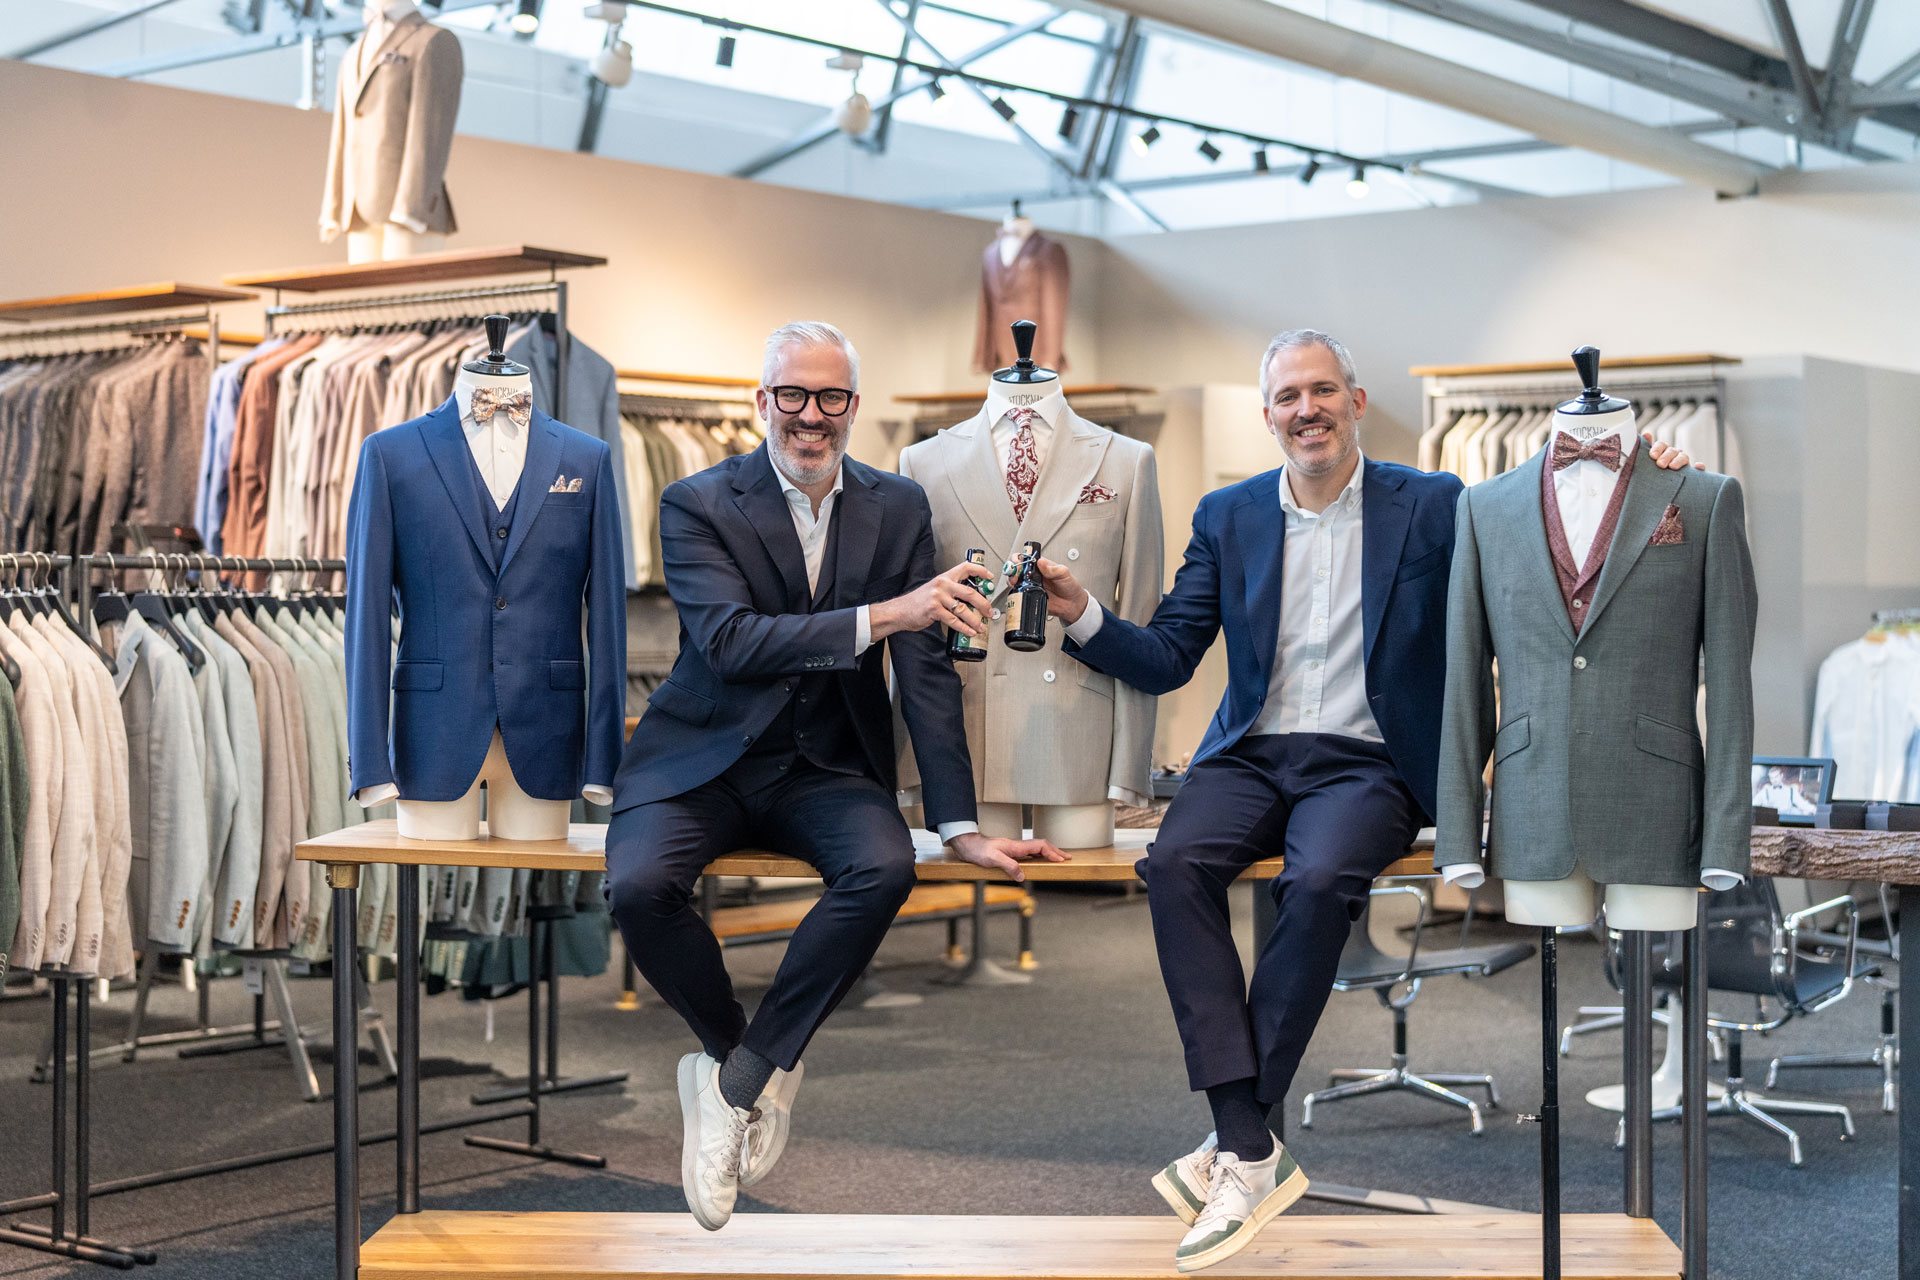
<box><xmin>741</xmin><ymin>1061</ymin><xmax>803</xmax><ymax>1189</ymax></box>
<box><xmin>1174</xmin><ymin>1165</ymin><xmax>1310</xmax><ymax>1274</ymax></box>
<box><xmin>677</xmin><ymin>1055</ymin><xmax>731</xmax><ymax>1232</ymax></box>
<box><xmin>1151</xmin><ymin>1167</ymin><xmax>1203</xmax><ymax>1227</ymax></box>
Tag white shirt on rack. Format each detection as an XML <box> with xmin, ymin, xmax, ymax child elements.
<box><xmin>1811</xmin><ymin>632</ymin><xmax>1920</xmax><ymax>802</ymax></box>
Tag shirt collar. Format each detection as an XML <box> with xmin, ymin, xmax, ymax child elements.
<box><xmin>773</xmin><ymin>458</ymin><xmax>844</xmax><ymax>509</ymax></box>
<box><xmin>1279</xmin><ymin>452</ymin><xmax>1366</xmax><ymax>519</ymax></box>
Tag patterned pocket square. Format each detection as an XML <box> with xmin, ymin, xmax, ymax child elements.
<box><xmin>549</xmin><ymin>475</ymin><xmax>572</xmax><ymax>493</ymax></box>
<box><xmin>1648</xmin><ymin>503</ymin><xmax>1685</xmax><ymax>546</ymax></box>
<box><xmin>567</xmin><ymin>477</ymin><xmax>582</xmax><ymax>493</ymax></box>
<box><xmin>1077</xmin><ymin>482</ymin><xmax>1118</xmax><ymax>505</ymax></box>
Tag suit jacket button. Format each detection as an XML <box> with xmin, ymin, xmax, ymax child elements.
<box><xmin>1573</xmin><ymin>656</ymin><xmax>1587</xmax><ymax>670</ymax></box>
<box><xmin>498</xmin><ymin>527</ymin><xmax>508</xmax><ymax>539</ymax></box>
<box><xmin>495</xmin><ymin>596</ymin><xmax>507</xmax><ymax>610</ymax></box>
<box><xmin>1043</xmin><ymin>670</ymin><xmax>1056</xmax><ymax>683</ymax></box>
<box><xmin>742</xmin><ymin>735</ymin><xmax>753</xmax><ymax>746</ymax></box>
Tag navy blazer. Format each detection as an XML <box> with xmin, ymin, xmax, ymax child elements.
<box><xmin>345</xmin><ymin>397</ymin><xmax>627</xmax><ymax>802</ymax></box>
<box><xmin>1065</xmin><ymin>459</ymin><xmax>1462</xmax><ymax>821</ymax></box>
<box><xmin>612</xmin><ymin>445</ymin><xmax>977</xmax><ymax>830</ymax></box>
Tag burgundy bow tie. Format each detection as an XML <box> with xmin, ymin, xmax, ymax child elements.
<box><xmin>1551</xmin><ymin>430</ymin><xmax>1623</xmax><ymax>473</ymax></box>
<box><xmin>470</xmin><ymin>387</ymin><xmax>532</xmax><ymax>427</ymax></box>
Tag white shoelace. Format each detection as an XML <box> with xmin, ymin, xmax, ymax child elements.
<box><xmin>1189</xmin><ymin>1140</ymin><xmax>1216</xmax><ymax>1186</ymax></box>
<box><xmin>706</xmin><ymin>1107</ymin><xmax>755</xmax><ymax>1187</ymax></box>
<box><xmin>1192</xmin><ymin>1156</ymin><xmax>1254</xmax><ymax>1232</ymax></box>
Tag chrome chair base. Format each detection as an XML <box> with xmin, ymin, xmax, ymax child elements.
<box><xmin>1302</xmin><ymin>1055</ymin><xmax>1499</xmax><ymax>1136</ymax></box>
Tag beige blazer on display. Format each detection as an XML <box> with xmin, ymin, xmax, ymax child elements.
<box><xmin>897</xmin><ymin>406</ymin><xmax>1163</xmax><ymax>808</ymax></box>
<box><xmin>12</xmin><ymin>614</ymin><xmax>98</xmax><ymax>973</ymax></box>
<box><xmin>0</xmin><ymin>625</ymin><xmax>58</xmax><ymax>973</ymax></box>
<box><xmin>216</xmin><ymin>614</ymin><xmax>293</xmax><ymax>951</ymax></box>
<box><xmin>320</xmin><ymin>11</ymin><xmax>463</xmax><ymax>239</ymax></box>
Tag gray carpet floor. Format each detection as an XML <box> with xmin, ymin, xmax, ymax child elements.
<box><xmin>0</xmin><ymin>884</ymin><xmax>1896</xmax><ymax>1279</ymax></box>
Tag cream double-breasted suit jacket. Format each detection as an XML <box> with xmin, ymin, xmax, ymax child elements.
<box><xmin>897</xmin><ymin>406</ymin><xmax>1163</xmax><ymax>808</ymax></box>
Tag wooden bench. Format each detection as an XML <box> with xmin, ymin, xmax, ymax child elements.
<box><xmin>358</xmin><ymin>1209</ymin><xmax>1682</xmax><ymax>1279</ymax></box>
<box><xmin>709</xmin><ymin>882</ymin><xmax>1032</xmax><ymax>969</ymax></box>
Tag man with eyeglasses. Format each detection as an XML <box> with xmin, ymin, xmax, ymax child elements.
<box><xmin>606</xmin><ymin>321</ymin><xmax>1064</xmax><ymax>1231</ymax></box>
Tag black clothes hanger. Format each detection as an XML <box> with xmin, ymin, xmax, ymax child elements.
<box><xmin>33</xmin><ymin>555</ymin><xmax>117</xmax><ymax>671</ymax></box>
<box><xmin>129</xmin><ymin>556</ymin><xmax>204</xmax><ymax>674</ymax></box>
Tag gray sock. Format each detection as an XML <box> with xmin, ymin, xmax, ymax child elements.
<box><xmin>719</xmin><ymin>1044</ymin><xmax>776</xmax><ymax>1110</ymax></box>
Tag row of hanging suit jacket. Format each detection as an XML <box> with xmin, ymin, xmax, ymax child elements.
<box><xmin>619</xmin><ymin>408</ymin><xmax>763</xmax><ymax>588</ymax></box>
<box><xmin>0</xmin><ymin>339</ymin><xmax>209</xmax><ymax>555</ymax></box>
<box><xmin>1811</xmin><ymin>625</ymin><xmax>1920</xmax><ymax>803</ymax></box>
<box><xmin>195</xmin><ymin>320</ymin><xmax>646</xmax><ymax>587</ymax></box>
<box><xmin>1419</xmin><ymin>397</ymin><xmax>1742</xmax><ymax>486</ymax></box>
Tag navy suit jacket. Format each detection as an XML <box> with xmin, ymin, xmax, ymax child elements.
<box><xmin>611</xmin><ymin>445</ymin><xmax>977</xmax><ymax>830</ymax></box>
<box><xmin>345</xmin><ymin>397</ymin><xmax>627</xmax><ymax>802</ymax></box>
<box><xmin>1064</xmin><ymin>459</ymin><xmax>1462</xmax><ymax>822</ymax></box>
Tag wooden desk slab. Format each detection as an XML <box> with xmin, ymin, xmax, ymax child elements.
<box><xmin>297</xmin><ymin>821</ymin><xmax>1437</xmax><ymax>882</ymax></box>
<box><xmin>359</xmin><ymin>1211</ymin><xmax>1679</xmax><ymax>1279</ymax></box>
<box><xmin>1750</xmin><ymin>825</ymin><xmax>1920</xmax><ymax>884</ymax></box>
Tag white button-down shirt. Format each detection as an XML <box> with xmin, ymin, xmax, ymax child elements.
<box><xmin>1550</xmin><ymin>417</ymin><xmax>1634</xmax><ymax>568</ymax></box>
<box><xmin>456</xmin><ymin>383</ymin><xmax>530</xmax><ymax>508</ymax></box>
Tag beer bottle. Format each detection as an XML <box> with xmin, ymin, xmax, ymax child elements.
<box><xmin>948</xmin><ymin>548</ymin><xmax>993</xmax><ymax>663</ymax></box>
<box><xmin>1005</xmin><ymin>540</ymin><xmax>1048</xmax><ymax>653</ymax></box>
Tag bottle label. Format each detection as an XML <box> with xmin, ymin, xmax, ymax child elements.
<box><xmin>953</xmin><ymin>575</ymin><xmax>994</xmax><ymax>651</ymax></box>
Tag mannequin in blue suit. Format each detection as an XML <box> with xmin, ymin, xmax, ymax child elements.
<box><xmin>344</xmin><ymin>333</ymin><xmax>626</xmax><ymax>833</ymax></box>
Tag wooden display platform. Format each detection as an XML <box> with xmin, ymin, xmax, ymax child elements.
<box><xmin>358</xmin><ymin>1211</ymin><xmax>1679</xmax><ymax>1279</ymax></box>
<box><xmin>224</xmin><ymin>245</ymin><xmax>607</xmax><ymax>293</ymax></box>
<box><xmin>0</xmin><ymin>281</ymin><xmax>253</xmax><ymax>322</ymax></box>
<box><xmin>296</xmin><ymin>821</ymin><xmax>1437</xmax><ymax>882</ymax></box>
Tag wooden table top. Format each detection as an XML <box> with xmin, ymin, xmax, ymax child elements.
<box><xmin>297</xmin><ymin>820</ymin><xmax>1437</xmax><ymax>882</ymax></box>
<box><xmin>358</xmin><ymin>1210</ymin><xmax>1680</xmax><ymax>1279</ymax></box>
<box><xmin>1750</xmin><ymin>824</ymin><xmax>1920</xmax><ymax>885</ymax></box>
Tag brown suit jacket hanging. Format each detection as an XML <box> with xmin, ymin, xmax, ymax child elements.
<box><xmin>973</xmin><ymin>232</ymin><xmax>1070</xmax><ymax>374</ymax></box>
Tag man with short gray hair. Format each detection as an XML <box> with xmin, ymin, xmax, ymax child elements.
<box><xmin>607</xmin><ymin>321</ymin><xmax>1063</xmax><ymax>1232</ymax></box>
<box><xmin>1036</xmin><ymin>329</ymin><xmax>1698</xmax><ymax>1271</ymax></box>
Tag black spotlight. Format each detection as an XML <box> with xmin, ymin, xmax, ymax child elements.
<box><xmin>1252</xmin><ymin>148</ymin><xmax>1270</xmax><ymax>173</ymax></box>
<box><xmin>1197</xmin><ymin>137</ymin><xmax>1221</xmax><ymax>163</ymax></box>
<box><xmin>716</xmin><ymin>33</ymin><xmax>736</xmax><ymax>67</ymax></box>
<box><xmin>927</xmin><ymin>77</ymin><xmax>946</xmax><ymax>101</ymax></box>
<box><xmin>1298</xmin><ymin>155</ymin><xmax>1322</xmax><ymax>185</ymax></box>
<box><xmin>1058</xmin><ymin>104</ymin><xmax>1080</xmax><ymax>140</ymax></box>
<box><xmin>1130</xmin><ymin>123</ymin><xmax>1160</xmax><ymax>155</ymax></box>
<box><xmin>991</xmin><ymin>96</ymin><xmax>1017</xmax><ymax>121</ymax></box>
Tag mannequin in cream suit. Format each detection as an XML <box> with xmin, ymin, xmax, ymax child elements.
<box><xmin>321</xmin><ymin>2</ymin><xmax>462</xmax><ymax>264</ymax></box>
<box><xmin>898</xmin><ymin>323</ymin><xmax>1162</xmax><ymax>848</ymax></box>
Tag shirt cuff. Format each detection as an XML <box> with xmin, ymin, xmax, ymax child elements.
<box><xmin>582</xmin><ymin>785</ymin><xmax>613</xmax><ymax>807</ymax></box>
<box><xmin>854</xmin><ymin>605</ymin><xmax>872</xmax><ymax>656</ymax></box>
<box><xmin>389</xmin><ymin>211</ymin><xmax>431</xmax><ymax>235</ymax></box>
<box><xmin>937</xmin><ymin>821</ymin><xmax>979</xmax><ymax>845</ymax></box>
<box><xmin>1062</xmin><ymin>592</ymin><xmax>1103</xmax><ymax>644</ymax></box>
<box><xmin>1441</xmin><ymin>863</ymin><xmax>1486</xmax><ymax>889</ymax></box>
<box><xmin>1700</xmin><ymin>867</ymin><xmax>1744</xmax><ymax>891</ymax></box>
<box><xmin>356</xmin><ymin>783</ymin><xmax>400</xmax><ymax>807</ymax></box>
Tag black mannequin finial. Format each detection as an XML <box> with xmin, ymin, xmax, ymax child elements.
<box><xmin>991</xmin><ymin>318</ymin><xmax>1058</xmax><ymax>386</ymax></box>
<box><xmin>1557</xmin><ymin>345</ymin><xmax>1630</xmax><ymax>415</ymax></box>
<box><xmin>461</xmin><ymin>313</ymin><xmax>531</xmax><ymax>377</ymax></box>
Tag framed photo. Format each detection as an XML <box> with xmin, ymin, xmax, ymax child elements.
<box><xmin>1751</xmin><ymin>756</ymin><xmax>1835</xmax><ymax>824</ymax></box>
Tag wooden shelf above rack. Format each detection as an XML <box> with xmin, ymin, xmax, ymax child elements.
<box><xmin>0</xmin><ymin>282</ymin><xmax>255</xmax><ymax>323</ymax></box>
<box><xmin>223</xmin><ymin>245</ymin><xmax>608</xmax><ymax>294</ymax></box>
<box><xmin>1409</xmin><ymin>354</ymin><xmax>1742</xmax><ymax>378</ymax></box>
<box><xmin>895</xmin><ymin>383</ymin><xmax>1156</xmax><ymax>405</ymax></box>
<box><xmin>618</xmin><ymin>370</ymin><xmax>760</xmax><ymax>389</ymax></box>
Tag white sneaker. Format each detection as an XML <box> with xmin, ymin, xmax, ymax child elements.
<box><xmin>1150</xmin><ymin>1131</ymin><xmax>1217</xmax><ymax>1225</ymax></box>
<box><xmin>740</xmin><ymin>1059</ymin><xmax>804</xmax><ymax>1188</ymax></box>
<box><xmin>677</xmin><ymin>1052</ymin><xmax>755</xmax><ymax>1231</ymax></box>
<box><xmin>1173</xmin><ymin>1141</ymin><xmax>1309</xmax><ymax>1273</ymax></box>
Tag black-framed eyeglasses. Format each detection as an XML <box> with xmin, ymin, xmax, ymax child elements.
<box><xmin>767</xmin><ymin>385</ymin><xmax>854</xmax><ymax>416</ymax></box>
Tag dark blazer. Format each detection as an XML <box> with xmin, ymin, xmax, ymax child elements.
<box><xmin>345</xmin><ymin>397</ymin><xmax>627</xmax><ymax>802</ymax></box>
<box><xmin>1064</xmin><ymin>459</ymin><xmax>1462</xmax><ymax>822</ymax></box>
<box><xmin>612</xmin><ymin>445</ymin><xmax>977</xmax><ymax>830</ymax></box>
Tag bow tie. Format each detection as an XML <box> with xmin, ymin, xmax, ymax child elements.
<box><xmin>469</xmin><ymin>387</ymin><xmax>532</xmax><ymax>428</ymax></box>
<box><xmin>1551</xmin><ymin>430</ymin><xmax>1624</xmax><ymax>472</ymax></box>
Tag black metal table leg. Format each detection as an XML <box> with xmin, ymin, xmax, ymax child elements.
<box><xmin>471</xmin><ymin>916</ymin><xmax>629</xmax><ymax>1105</ymax></box>
<box><xmin>330</xmin><ymin>866</ymin><xmax>361</xmax><ymax>1280</ymax></box>
<box><xmin>1540</xmin><ymin>927</ymin><xmax>1560</xmax><ymax>1280</ymax></box>
<box><xmin>1623</xmin><ymin>930</ymin><xmax>1654</xmax><ymax>1218</ymax></box>
<box><xmin>1682</xmin><ymin>893</ymin><xmax>1708</xmax><ymax>1280</ymax></box>
<box><xmin>934</xmin><ymin>882</ymin><xmax>1030</xmax><ymax>986</ymax></box>
<box><xmin>1901</xmin><ymin>885</ymin><xmax>1918</xmax><ymax>1280</ymax></box>
<box><xmin>397</xmin><ymin>865</ymin><xmax>420</xmax><ymax>1215</ymax></box>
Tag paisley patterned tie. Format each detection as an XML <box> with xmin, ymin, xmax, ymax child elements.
<box><xmin>470</xmin><ymin>387</ymin><xmax>533</xmax><ymax>428</ymax></box>
<box><xmin>1004</xmin><ymin>407</ymin><xmax>1041</xmax><ymax>524</ymax></box>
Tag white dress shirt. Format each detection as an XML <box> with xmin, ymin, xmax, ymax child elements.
<box><xmin>1065</xmin><ymin>454</ymin><xmax>1383</xmax><ymax>746</ymax></box>
<box><xmin>1445</xmin><ymin>417</ymin><xmax>1739</xmax><ymax>891</ymax></box>
<box><xmin>456</xmin><ymin>382</ymin><xmax>530</xmax><ymax>509</ymax></box>
<box><xmin>771</xmin><ymin>461</ymin><xmax>978</xmax><ymax>843</ymax></box>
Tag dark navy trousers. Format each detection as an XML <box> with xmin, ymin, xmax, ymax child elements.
<box><xmin>1140</xmin><ymin>733</ymin><xmax>1423</xmax><ymax>1104</ymax></box>
<box><xmin>605</xmin><ymin>765</ymin><xmax>916</xmax><ymax>1072</ymax></box>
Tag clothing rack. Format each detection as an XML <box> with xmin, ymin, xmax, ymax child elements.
<box><xmin>618</xmin><ymin>389</ymin><xmax>756</xmax><ymax>420</ymax></box>
<box><xmin>1872</xmin><ymin>608</ymin><xmax>1920</xmax><ymax>628</ymax></box>
<box><xmin>1420</xmin><ymin>367</ymin><xmax>1729</xmax><ymax>470</ymax></box>
<box><xmin>262</xmin><ymin>280</ymin><xmax>570</xmax><ymax>422</ymax></box>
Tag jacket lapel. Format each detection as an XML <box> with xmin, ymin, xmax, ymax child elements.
<box><xmin>731</xmin><ymin>446</ymin><xmax>810</xmax><ymax>610</ymax></box>
<box><xmin>417</xmin><ymin>397</ymin><xmax>494</xmax><ymax>570</ymax></box>
<box><xmin>498</xmin><ymin>410</ymin><xmax>563</xmax><ymax>576</ymax></box>
<box><xmin>1580</xmin><ymin>439</ymin><xmax>1685</xmax><ymax>636</ymax></box>
<box><xmin>1232</xmin><ymin>476</ymin><xmax>1286</xmax><ymax>680</ymax></box>
<box><xmin>832</xmin><ymin>459</ymin><xmax>882</xmax><ymax>611</ymax></box>
<box><xmin>946</xmin><ymin>409</ymin><xmax>1019</xmax><ymax>566</ymax></box>
<box><xmin>1514</xmin><ymin>448</ymin><xmax>1577</xmax><ymax>646</ymax></box>
<box><xmin>352</xmin><ymin>10</ymin><xmax>424</xmax><ymax>111</ymax></box>
<box><xmin>1359</xmin><ymin>461</ymin><xmax>1412</xmax><ymax>665</ymax></box>
<box><xmin>1015</xmin><ymin>407</ymin><xmax>1113</xmax><ymax>554</ymax></box>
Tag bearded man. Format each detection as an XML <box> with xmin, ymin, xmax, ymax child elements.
<box><xmin>606</xmin><ymin>321</ymin><xmax>1062</xmax><ymax>1231</ymax></box>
